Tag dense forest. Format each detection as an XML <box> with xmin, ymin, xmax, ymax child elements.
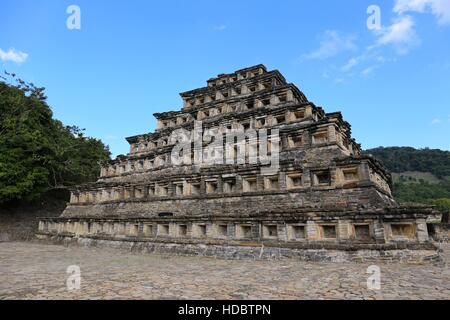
<box><xmin>366</xmin><ymin>147</ymin><xmax>450</xmax><ymax>212</ymax></box>
<box><xmin>0</xmin><ymin>73</ymin><xmax>110</xmax><ymax>206</ymax></box>
<box><xmin>366</xmin><ymin>147</ymin><xmax>450</xmax><ymax>179</ymax></box>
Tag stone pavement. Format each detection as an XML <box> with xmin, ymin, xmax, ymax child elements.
<box><xmin>0</xmin><ymin>242</ymin><xmax>449</xmax><ymax>300</ymax></box>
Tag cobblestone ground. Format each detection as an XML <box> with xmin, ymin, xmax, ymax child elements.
<box><xmin>0</xmin><ymin>242</ymin><xmax>449</xmax><ymax>300</ymax></box>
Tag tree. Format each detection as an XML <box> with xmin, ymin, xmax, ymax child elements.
<box><xmin>0</xmin><ymin>73</ymin><xmax>110</xmax><ymax>204</ymax></box>
<box><xmin>431</xmin><ymin>198</ymin><xmax>450</xmax><ymax>213</ymax></box>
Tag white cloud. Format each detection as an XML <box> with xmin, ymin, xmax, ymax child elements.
<box><xmin>301</xmin><ymin>1</ymin><xmax>449</xmax><ymax>82</ymax></box>
<box><xmin>340</xmin><ymin>51</ymin><xmax>393</xmax><ymax>75</ymax></box>
<box><xmin>362</xmin><ymin>66</ymin><xmax>377</xmax><ymax>76</ymax></box>
<box><xmin>366</xmin><ymin>1</ymin><xmax>450</xmax><ymax>57</ymax></box>
<box><xmin>431</xmin><ymin>118</ymin><xmax>442</xmax><ymax>124</ymax></box>
<box><xmin>322</xmin><ymin>71</ymin><xmax>330</xmax><ymax>79</ymax></box>
<box><xmin>214</xmin><ymin>25</ymin><xmax>227</xmax><ymax>31</ymax></box>
<box><xmin>375</xmin><ymin>56</ymin><xmax>397</xmax><ymax>63</ymax></box>
<box><xmin>0</xmin><ymin>48</ymin><xmax>28</xmax><ymax>64</ymax></box>
<box><xmin>372</xmin><ymin>15</ymin><xmax>420</xmax><ymax>54</ymax></box>
<box><xmin>341</xmin><ymin>57</ymin><xmax>360</xmax><ymax>72</ymax></box>
<box><xmin>301</xmin><ymin>30</ymin><xmax>357</xmax><ymax>60</ymax></box>
<box><xmin>394</xmin><ymin>0</ymin><xmax>450</xmax><ymax>25</ymax></box>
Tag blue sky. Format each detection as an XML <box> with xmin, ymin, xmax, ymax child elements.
<box><xmin>1</xmin><ymin>0</ymin><xmax>450</xmax><ymax>157</ymax></box>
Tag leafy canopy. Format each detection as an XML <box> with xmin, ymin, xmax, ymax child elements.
<box><xmin>0</xmin><ymin>72</ymin><xmax>110</xmax><ymax>204</ymax></box>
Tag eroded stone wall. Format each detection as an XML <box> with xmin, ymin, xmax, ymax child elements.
<box><xmin>61</xmin><ymin>186</ymin><xmax>395</xmax><ymax>219</ymax></box>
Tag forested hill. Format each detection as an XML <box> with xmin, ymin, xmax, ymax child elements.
<box><xmin>365</xmin><ymin>147</ymin><xmax>450</xmax><ymax>211</ymax></box>
<box><xmin>365</xmin><ymin>147</ymin><xmax>450</xmax><ymax>179</ymax></box>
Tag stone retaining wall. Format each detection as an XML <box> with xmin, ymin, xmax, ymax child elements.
<box><xmin>36</xmin><ymin>234</ymin><xmax>441</xmax><ymax>264</ymax></box>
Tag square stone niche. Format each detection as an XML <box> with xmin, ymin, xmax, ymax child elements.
<box><xmin>342</xmin><ymin>167</ymin><xmax>359</xmax><ymax>182</ymax></box>
<box><xmin>206</xmin><ymin>181</ymin><xmax>218</xmax><ymax>194</ymax></box>
<box><xmin>148</xmin><ymin>185</ymin><xmax>156</xmax><ymax>196</ymax></box>
<box><xmin>174</xmin><ymin>183</ymin><xmax>184</xmax><ymax>196</ymax></box>
<box><xmin>263</xmin><ymin>225</ymin><xmax>278</xmax><ymax>239</ymax></box>
<box><xmin>236</xmin><ymin>225</ymin><xmax>253</xmax><ymax>239</ymax></box>
<box><xmin>354</xmin><ymin>224</ymin><xmax>371</xmax><ymax>240</ymax></box>
<box><xmin>264</xmin><ymin>176</ymin><xmax>279</xmax><ymax>191</ymax></box>
<box><xmin>292</xmin><ymin>110</ymin><xmax>305</xmax><ymax>121</ymax></box>
<box><xmin>320</xmin><ymin>224</ymin><xmax>337</xmax><ymax>240</ymax></box>
<box><xmin>158</xmin><ymin>185</ymin><xmax>169</xmax><ymax>196</ymax></box>
<box><xmin>288</xmin><ymin>225</ymin><xmax>306</xmax><ymax>241</ymax></box>
<box><xmin>193</xmin><ymin>224</ymin><xmax>207</xmax><ymax>238</ymax></box>
<box><xmin>256</xmin><ymin>117</ymin><xmax>266</xmax><ymax>128</ymax></box>
<box><xmin>143</xmin><ymin>224</ymin><xmax>154</xmax><ymax>237</ymax></box>
<box><xmin>213</xmin><ymin>224</ymin><xmax>228</xmax><ymax>238</ymax></box>
<box><xmin>157</xmin><ymin>224</ymin><xmax>170</xmax><ymax>236</ymax></box>
<box><xmin>190</xmin><ymin>182</ymin><xmax>201</xmax><ymax>195</ymax></box>
<box><xmin>286</xmin><ymin>172</ymin><xmax>302</xmax><ymax>189</ymax></box>
<box><xmin>389</xmin><ymin>223</ymin><xmax>416</xmax><ymax>241</ymax></box>
<box><xmin>178</xmin><ymin>224</ymin><xmax>188</xmax><ymax>237</ymax></box>
<box><xmin>287</xmin><ymin>135</ymin><xmax>302</xmax><ymax>148</ymax></box>
<box><xmin>312</xmin><ymin>131</ymin><xmax>328</xmax><ymax>144</ymax></box>
<box><xmin>223</xmin><ymin>178</ymin><xmax>236</xmax><ymax>193</ymax></box>
<box><xmin>128</xmin><ymin>223</ymin><xmax>139</xmax><ymax>236</ymax></box>
<box><xmin>243</xmin><ymin>177</ymin><xmax>257</xmax><ymax>192</ymax></box>
<box><xmin>313</xmin><ymin>171</ymin><xmax>331</xmax><ymax>186</ymax></box>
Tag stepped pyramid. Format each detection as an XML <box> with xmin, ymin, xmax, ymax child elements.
<box><xmin>38</xmin><ymin>65</ymin><xmax>439</xmax><ymax>261</ymax></box>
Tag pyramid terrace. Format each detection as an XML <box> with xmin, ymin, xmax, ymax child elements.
<box><xmin>37</xmin><ymin>65</ymin><xmax>440</xmax><ymax>262</ymax></box>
